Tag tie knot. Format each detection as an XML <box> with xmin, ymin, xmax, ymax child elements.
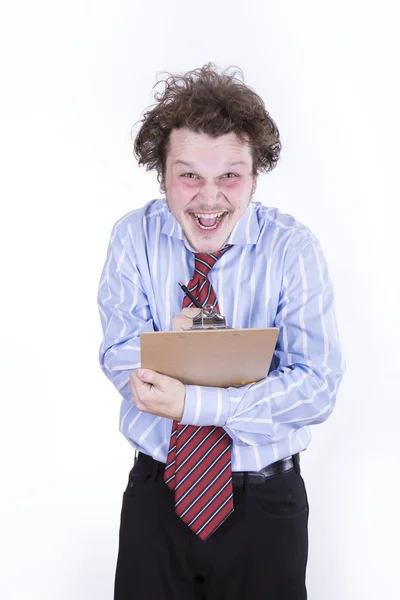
<box><xmin>194</xmin><ymin>245</ymin><xmax>231</xmax><ymax>279</ymax></box>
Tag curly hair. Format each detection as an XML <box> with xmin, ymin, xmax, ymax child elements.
<box><xmin>132</xmin><ymin>63</ymin><xmax>281</xmax><ymax>185</ymax></box>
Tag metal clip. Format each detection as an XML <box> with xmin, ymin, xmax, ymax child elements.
<box><xmin>190</xmin><ymin>304</ymin><xmax>228</xmax><ymax>330</ymax></box>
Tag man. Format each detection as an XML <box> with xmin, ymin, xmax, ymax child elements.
<box><xmin>97</xmin><ymin>63</ymin><xmax>345</xmax><ymax>599</ymax></box>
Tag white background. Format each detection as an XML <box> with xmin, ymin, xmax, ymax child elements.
<box><xmin>1</xmin><ymin>1</ymin><xmax>399</xmax><ymax>598</ymax></box>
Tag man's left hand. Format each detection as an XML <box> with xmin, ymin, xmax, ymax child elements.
<box><xmin>129</xmin><ymin>369</ymin><xmax>186</xmax><ymax>421</ymax></box>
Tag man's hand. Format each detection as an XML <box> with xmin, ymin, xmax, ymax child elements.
<box><xmin>129</xmin><ymin>369</ymin><xmax>186</xmax><ymax>421</ymax></box>
<box><xmin>171</xmin><ymin>307</ymin><xmax>202</xmax><ymax>331</ymax></box>
<box><xmin>129</xmin><ymin>309</ymin><xmax>200</xmax><ymax>420</ymax></box>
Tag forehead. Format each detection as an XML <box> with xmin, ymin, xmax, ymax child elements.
<box><xmin>167</xmin><ymin>128</ymin><xmax>252</xmax><ymax>166</ymax></box>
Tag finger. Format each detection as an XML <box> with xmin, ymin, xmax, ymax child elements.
<box><xmin>172</xmin><ymin>315</ymin><xmax>195</xmax><ymax>331</ymax></box>
<box><xmin>137</xmin><ymin>369</ymin><xmax>165</xmax><ymax>389</ymax></box>
<box><xmin>181</xmin><ymin>307</ymin><xmax>202</xmax><ymax>318</ymax></box>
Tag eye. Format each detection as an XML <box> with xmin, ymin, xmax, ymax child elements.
<box><xmin>181</xmin><ymin>173</ymin><xmax>199</xmax><ymax>179</ymax></box>
<box><xmin>221</xmin><ymin>173</ymin><xmax>238</xmax><ymax>179</ymax></box>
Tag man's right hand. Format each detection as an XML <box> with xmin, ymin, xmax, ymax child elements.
<box><xmin>171</xmin><ymin>307</ymin><xmax>202</xmax><ymax>331</ymax></box>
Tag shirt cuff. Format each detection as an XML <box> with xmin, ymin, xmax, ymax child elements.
<box><xmin>180</xmin><ymin>385</ymin><xmax>230</xmax><ymax>427</ymax></box>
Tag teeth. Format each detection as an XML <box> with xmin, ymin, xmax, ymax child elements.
<box><xmin>193</xmin><ymin>212</ymin><xmax>226</xmax><ymax>230</ymax></box>
<box><xmin>194</xmin><ymin>212</ymin><xmax>225</xmax><ymax>219</ymax></box>
<box><xmin>198</xmin><ymin>221</ymin><xmax>218</xmax><ymax>230</ymax></box>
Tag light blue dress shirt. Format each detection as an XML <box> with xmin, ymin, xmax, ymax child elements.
<box><xmin>97</xmin><ymin>198</ymin><xmax>345</xmax><ymax>471</ymax></box>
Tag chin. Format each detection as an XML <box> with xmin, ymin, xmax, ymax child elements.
<box><xmin>190</xmin><ymin>235</ymin><xmax>227</xmax><ymax>254</ymax></box>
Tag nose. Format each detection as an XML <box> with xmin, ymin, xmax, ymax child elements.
<box><xmin>200</xmin><ymin>182</ymin><xmax>221</xmax><ymax>206</ymax></box>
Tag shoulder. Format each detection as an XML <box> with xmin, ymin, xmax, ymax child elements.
<box><xmin>254</xmin><ymin>202</ymin><xmax>318</xmax><ymax>250</ymax></box>
<box><xmin>112</xmin><ymin>198</ymin><xmax>169</xmax><ymax>237</ymax></box>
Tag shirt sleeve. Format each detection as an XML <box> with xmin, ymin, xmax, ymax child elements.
<box><xmin>97</xmin><ymin>223</ymin><xmax>154</xmax><ymax>403</ymax></box>
<box><xmin>180</xmin><ymin>234</ymin><xmax>346</xmax><ymax>447</ymax></box>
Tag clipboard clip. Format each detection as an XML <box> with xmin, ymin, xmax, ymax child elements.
<box><xmin>190</xmin><ymin>305</ymin><xmax>229</xmax><ymax>330</ymax></box>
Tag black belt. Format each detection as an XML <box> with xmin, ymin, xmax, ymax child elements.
<box><xmin>232</xmin><ymin>456</ymin><xmax>295</xmax><ymax>487</ymax></box>
<box><xmin>136</xmin><ymin>452</ymin><xmax>298</xmax><ymax>487</ymax></box>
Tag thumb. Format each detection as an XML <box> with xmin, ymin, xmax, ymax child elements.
<box><xmin>137</xmin><ymin>369</ymin><xmax>163</xmax><ymax>387</ymax></box>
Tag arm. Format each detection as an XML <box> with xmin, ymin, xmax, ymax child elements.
<box><xmin>97</xmin><ymin>223</ymin><xmax>154</xmax><ymax>403</ymax></box>
<box><xmin>180</xmin><ymin>234</ymin><xmax>346</xmax><ymax>446</ymax></box>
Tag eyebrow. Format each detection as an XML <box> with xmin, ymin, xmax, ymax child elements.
<box><xmin>172</xmin><ymin>159</ymin><xmax>248</xmax><ymax>168</ymax></box>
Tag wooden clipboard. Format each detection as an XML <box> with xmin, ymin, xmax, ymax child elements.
<box><xmin>140</xmin><ymin>327</ymin><xmax>279</xmax><ymax>388</ymax></box>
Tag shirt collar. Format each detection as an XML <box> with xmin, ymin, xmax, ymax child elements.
<box><xmin>161</xmin><ymin>200</ymin><xmax>260</xmax><ymax>250</ymax></box>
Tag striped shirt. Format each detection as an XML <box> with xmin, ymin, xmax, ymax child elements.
<box><xmin>97</xmin><ymin>198</ymin><xmax>345</xmax><ymax>471</ymax></box>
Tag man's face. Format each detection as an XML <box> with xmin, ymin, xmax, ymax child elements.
<box><xmin>162</xmin><ymin>128</ymin><xmax>257</xmax><ymax>253</ymax></box>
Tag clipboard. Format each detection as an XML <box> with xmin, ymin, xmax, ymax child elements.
<box><xmin>140</xmin><ymin>306</ymin><xmax>279</xmax><ymax>388</ymax></box>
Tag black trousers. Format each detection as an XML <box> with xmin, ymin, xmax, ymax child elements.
<box><xmin>114</xmin><ymin>452</ymin><xmax>309</xmax><ymax>600</ymax></box>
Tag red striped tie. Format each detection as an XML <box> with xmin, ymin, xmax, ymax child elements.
<box><xmin>164</xmin><ymin>245</ymin><xmax>233</xmax><ymax>541</ymax></box>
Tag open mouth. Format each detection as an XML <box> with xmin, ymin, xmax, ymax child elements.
<box><xmin>190</xmin><ymin>211</ymin><xmax>228</xmax><ymax>231</ymax></box>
